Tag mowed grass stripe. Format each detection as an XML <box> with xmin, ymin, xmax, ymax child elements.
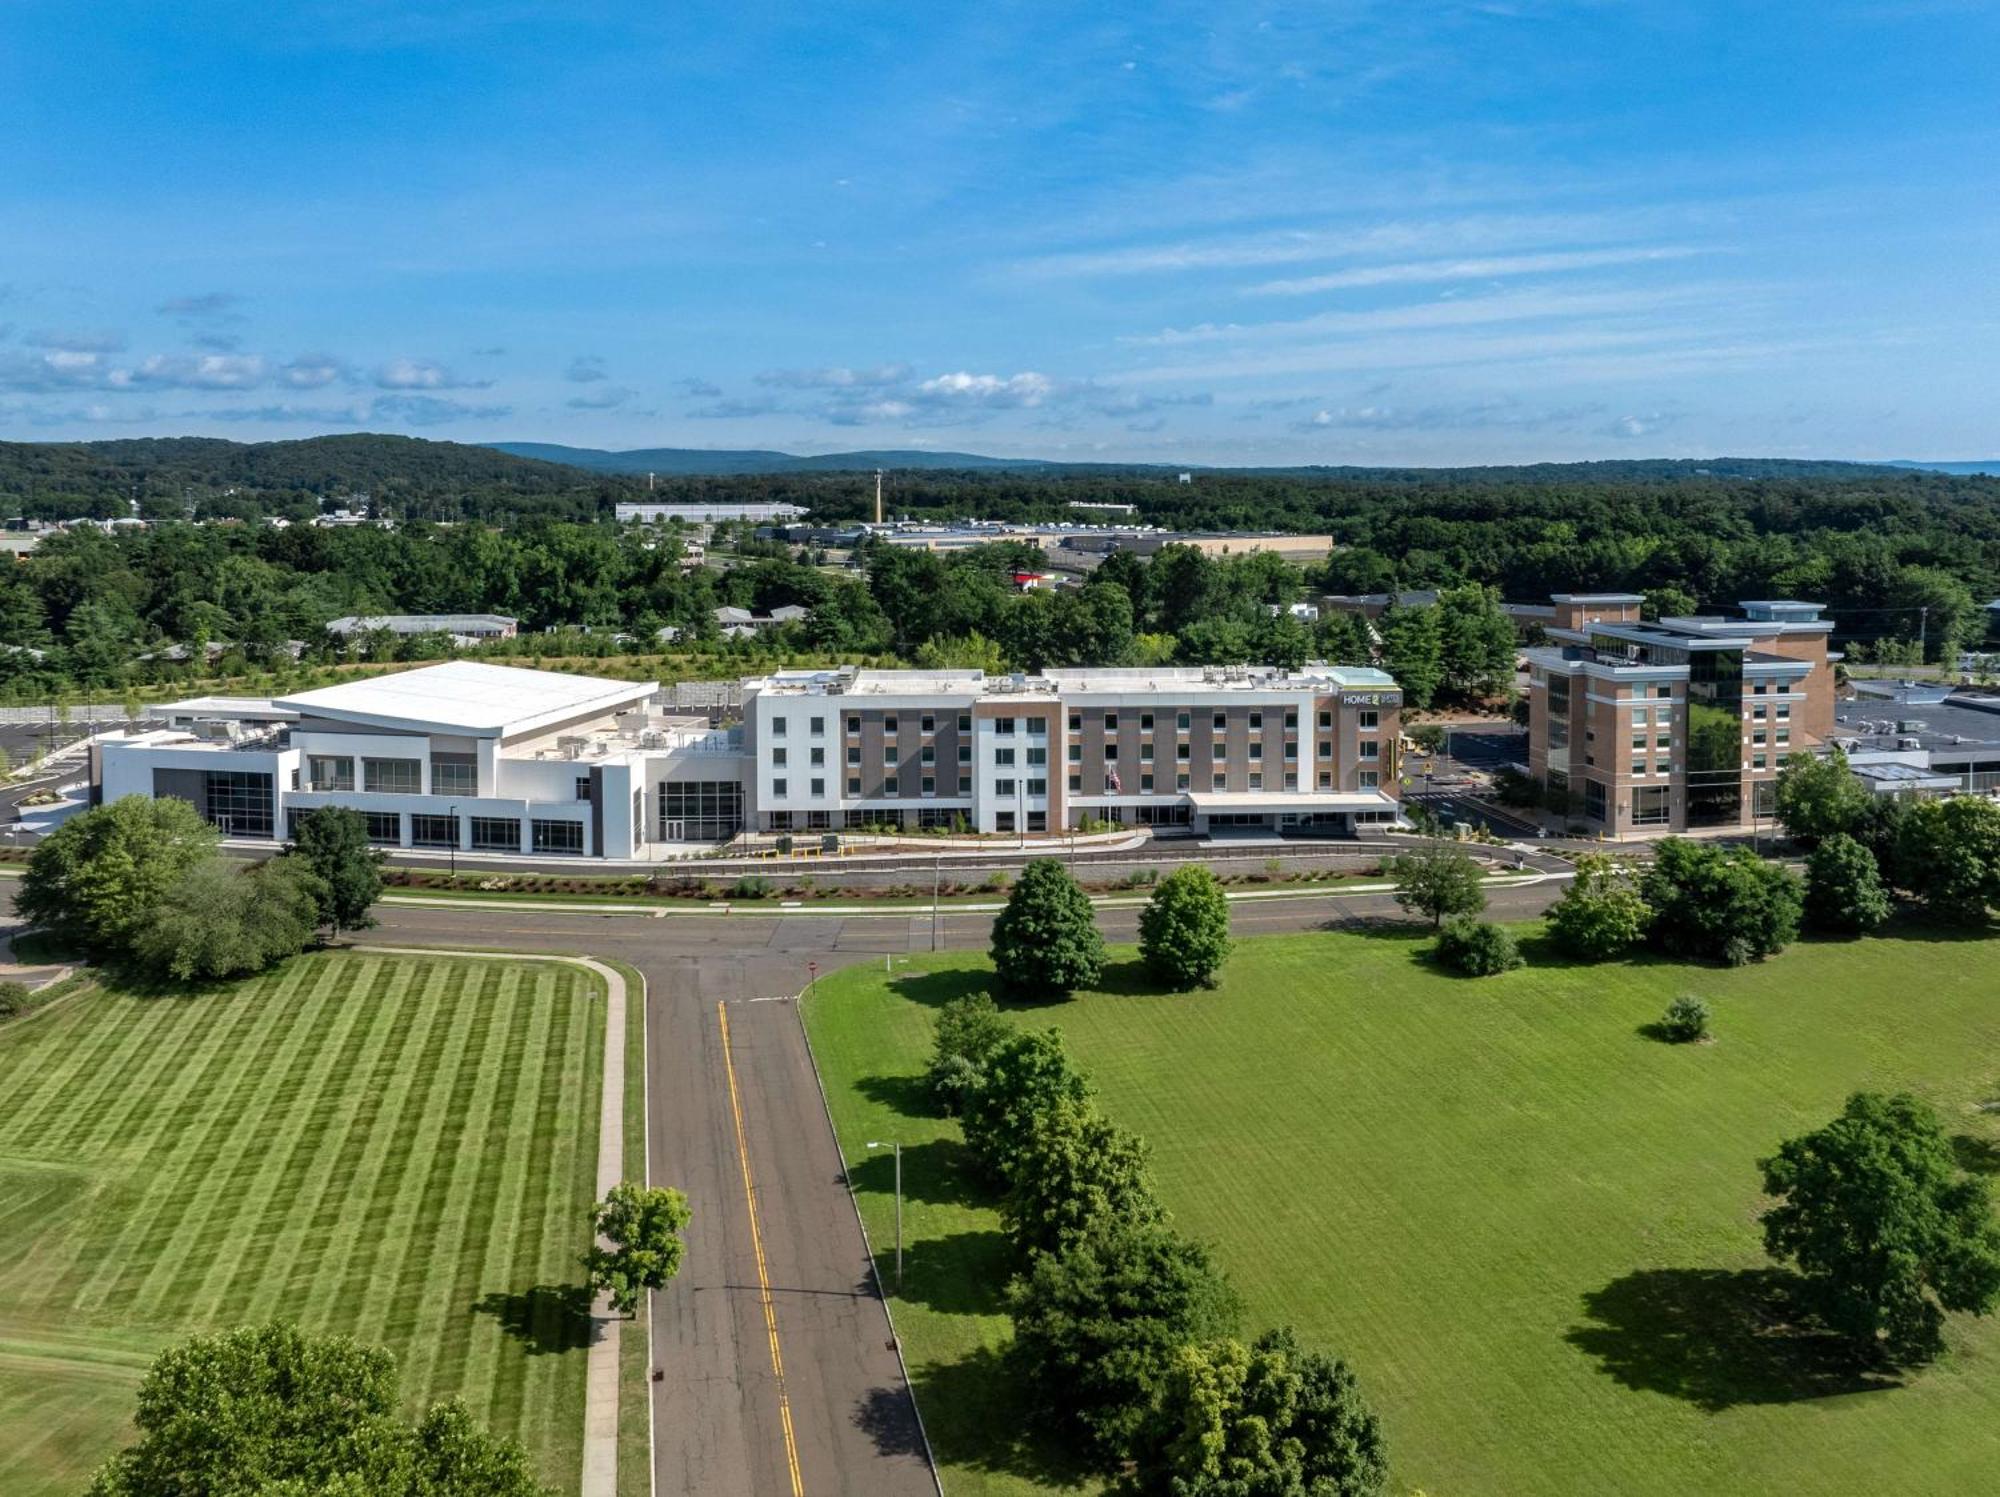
<box><xmin>0</xmin><ymin>951</ymin><xmax>605</xmax><ymax>1497</ymax></box>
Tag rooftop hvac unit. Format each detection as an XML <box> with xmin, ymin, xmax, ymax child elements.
<box><xmin>1897</xmin><ymin>736</ymin><xmax>1922</xmax><ymax>750</ymax></box>
<box><xmin>640</xmin><ymin>730</ymin><xmax>664</xmax><ymax>749</ymax></box>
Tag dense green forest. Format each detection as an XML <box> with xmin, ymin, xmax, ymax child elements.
<box><xmin>0</xmin><ymin>436</ymin><xmax>1994</xmax><ymax>705</ymax></box>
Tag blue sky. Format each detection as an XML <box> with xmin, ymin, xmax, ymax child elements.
<box><xmin>3</xmin><ymin>1</ymin><xmax>1997</xmax><ymax>463</ymax></box>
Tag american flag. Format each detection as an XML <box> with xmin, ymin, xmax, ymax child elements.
<box><xmin>1105</xmin><ymin>769</ymin><xmax>1122</xmax><ymax>793</ymax></box>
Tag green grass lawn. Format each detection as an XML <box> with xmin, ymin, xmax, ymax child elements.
<box><xmin>0</xmin><ymin>951</ymin><xmax>606</xmax><ymax>1496</ymax></box>
<box><xmin>804</xmin><ymin>925</ymin><xmax>2000</xmax><ymax>1497</ymax></box>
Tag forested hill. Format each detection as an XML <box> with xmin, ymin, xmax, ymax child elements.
<box><xmin>488</xmin><ymin>442</ymin><xmax>1083</xmax><ymax>474</ymax></box>
<box><xmin>0</xmin><ymin>434</ymin><xmax>632</xmax><ymax>523</ymax></box>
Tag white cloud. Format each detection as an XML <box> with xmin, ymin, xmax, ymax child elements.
<box><xmin>1244</xmin><ymin>245</ymin><xmax>1706</xmax><ymax>297</ymax></box>
<box><xmin>281</xmin><ymin>353</ymin><xmax>346</xmax><ymax>388</ymax></box>
<box><xmin>914</xmin><ymin>371</ymin><xmax>1057</xmax><ymax>408</ymax></box>
<box><xmin>373</xmin><ymin>357</ymin><xmax>489</xmax><ymax>390</ymax></box>
<box><xmin>368</xmin><ymin>393</ymin><xmax>510</xmax><ymax>424</ymax></box>
<box><xmin>756</xmin><ymin>363</ymin><xmax>912</xmax><ymax>389</ymax></box>
<box><xmin>132</xmin><ymin>353</ymin><xmax>271</xmax><ymax>389</ymax></box>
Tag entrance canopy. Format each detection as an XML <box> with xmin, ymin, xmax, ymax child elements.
<box><xmin>1187</xmin><ymin>790</ymin><xmax>1399</xmax><ymax>815</ymax></box>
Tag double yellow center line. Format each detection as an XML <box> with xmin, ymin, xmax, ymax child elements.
<box><xmin>717</xmin><ymin>999</ymin><xmax>806</xmax><ymax>1497</ymax></box>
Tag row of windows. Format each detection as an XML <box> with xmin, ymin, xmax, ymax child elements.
<box><xmin>280</xmin><ymin>809</ymin><xmax>586</xmax><ymax>853</ymax></box>
<box><xmin>771</xmin><ymin>708</ymin><xmax>1385</xmax><ymax>738</ymax></box>
<box><xmin>304</xmin><ymin>753</ymin><xmax>480</xmax><ymax>797</ymax></box>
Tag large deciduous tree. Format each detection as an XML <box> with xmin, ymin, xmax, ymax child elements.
<box><xmin>1006</xmin><ymin>1220</ymin><xmax>1242</xmax><ymax>1471</ymax></box>
<box><xmin>1390</xmin><ymin>842</ymin><xmax>1485</xmax><ymax>928</ymax></box>
<box><xmin>1761</xmin><ymin>1092</ymin><xmax>2000</xmax><ymax>1363</ymax></box>
<box><xmin>959</xmin><ymin>1027</ymin><xmax>1093</xmax><ymax>1184</ymax></box>
<box><xmin>1130</xmin><ymin>1327</ymin><xmax>1387</xmax><ymax>1497</ymax></box>
<box><xmin>86</xmin><ymin>1322</ymin><xmax>546</xmax><ymax>1497</ymax></box>
<box><xmin>1639</xmin><ymin>838</ymin><xmax>1802</xmax><ymax>964</ymax></box>
<box><xmin>583</xmin><ymin>1182</ymin><xmax>693</xmax><ymax>1316</ymax></box>
<box><xmin>1803</xmin><ymin>831</ymin><xmax>1893</xmax><ymax>934</ymax></box>
<box><xmin>1137</xmin><ymin>864</ymin><xmax>1231</xmax><ymax>990</ymax></box>
<box><xmin>1002</xmin><ymin>1097</ymin><xmax>1163</xmax><ymax>1261</ymax></box>
<box><xmin>990</xmin><ymin>857</ymin><xmax>1105</xmax><ymax>998</ymax></box>
<box><xmin>1894</xmin><ymin>795</ymin><xmax>2000</xmax><ymax>926</ymax></box>
<box><xmin>1772</xmin><ymin>748</ymin><xmax>1870</xmax><ymax>847</ymax></box>
<box><xmin>288</xmin><ymin>806</ymin><xmax>387</xmax><ymax>937</ymax></box>
<box><xmin>925</xmin><ymin>992</ymin><xmax>1015</xmax><ymax>1116</ymax></box>
<box><xmin>133</xmin><ymin>857</ymin><xmax>323</xmax><ymax>982</ymax></box>
<box><xmin>19</xmin><ymin>796</ymin><xmax>218</xmax><ymax>957</ymax></box>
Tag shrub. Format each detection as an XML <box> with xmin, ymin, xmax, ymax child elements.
<box><xmin>1639</xmin><ymin>838</ymin><xmax>1803</xmax><ymax>964</ymax></box>
<box><xmin>1546</xmin><ymin>853</ymin><xmax>1651</xmax><ymax>960</ymax></box>
<box><xmin>729</xmin><ymin>875</ymin><xmax>773</xmax><ymax>900</ymax></box>
<box><xmin>1660</xmin><ymin>992</ymin><xmax>1711</xmax><ymax>1043</ymax></box>
<box><xmin>0</xmin><ymin>980</ymin><xmax>31</xmax><ymax>1018</ymax></box>
<box><xmin>1433</xmin><ymin>917</ymin><xmax>1522</xmax><ymax>977</ymax></box>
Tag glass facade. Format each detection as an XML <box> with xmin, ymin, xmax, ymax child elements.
<box><xmin>363</xmin><ymin>811</ymin><xmax>401</xmax><ymax>844</ymax></box>
<box><xmin>430</xmin><ymin>753</ymin><xmax>477</xmax><ymax>796</ymax></box>
<box><xmin>410</xmin><ymin>814</ymin><xmax>457</xmax><ymax>848</ymax></box>
<box><xmin>657</xmin><ymin>780</ymin><xmax>743</xmax><ymax>841</ymax></box>
<box><xmin>470</xmin><ymin>816</ymin><xmax>520</xmax><ymax>851</ymax></box>
<box><xmin>308</xmin><ymin>755</ymin><xmax>354</xmax><ymax>792</ymax></box>
<box><xmin>532</xmin><ymin>818</ymin><xmax>585</xmax><ymax>855</ymax></box>
<box><xmin>1685</xmin><ymin>646</ymin><xmax>1744</xmax><ymax>826</ymax></box>
<box><xmin>362</xmin><ymin>757</ymin><xmax>422</xmax><ymax>794</ymax></box>
<box><xmin>202</xmin><ymin>771</ymin><xmax>274</xmax><ymax>838</ymax></box>
<box><xmin>1542</xmin><ymin>672</ymin><xmax>1572</xmax><ymax>812</ymax></box>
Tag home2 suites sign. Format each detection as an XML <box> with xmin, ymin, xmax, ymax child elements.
<box><xmin>1339</xmin><ymin>692</ymin><xmax>1400</xmax><ymax>707</ymax></box>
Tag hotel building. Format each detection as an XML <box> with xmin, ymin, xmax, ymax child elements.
<box><xmin>1524</xmin><ymin>593</ymin><xmax>1837</xmax><ymax>836</ymax></box>
<box><xmin>88</xmin><ymin>659</ymin><xmax>1403</xmax><ymax>858</ymax></box>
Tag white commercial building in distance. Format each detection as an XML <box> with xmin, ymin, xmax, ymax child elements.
<box><xmin>615</xmin><ymin>501</ymin><xmax>808</xmax><ymax>524</ymax></box>
<box><xmin>90</xmin><ymin>659</ymin><xmax>1405</xmax><ymax>858</ymax></box>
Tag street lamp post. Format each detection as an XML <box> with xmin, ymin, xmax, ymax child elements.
<box><xmin>931</xmin><ymin>853</ymin><xmax>941</xmax><ymax>953</ymax></box>
<box><xmin>866</xmin><ymin>1139</ymin><xmax>903</xmax><ymax>1290</ymax></box>
<box><xmin>447</xmin><ymin>802</ymin><xmax>459</xmax><ymax>878</ymax></box>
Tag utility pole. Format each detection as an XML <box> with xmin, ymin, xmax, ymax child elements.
<box><xmin>1918</xmin><ymin>605</ymin><xmax>1929</xmax><ymax>669</ymax></box>
<box><xmin>931</xmin><ymin>853</ymin><xmax>941</xmax><ymax>952</ymax></box>
<box><xmin>874</xmin><ymin>469</ymin><xmax>884</xmax><ymax>526</ymax></box>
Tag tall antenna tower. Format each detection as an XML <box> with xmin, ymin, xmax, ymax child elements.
<box><xmin>874</xmin><ymin>469</ymin><xmax>884</xmax><ymax>525</ymax></box>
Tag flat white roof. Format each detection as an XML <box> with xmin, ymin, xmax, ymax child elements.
<box><xmin>276</xmin><ymin>662</ymin><xmax>657</xmax><ymax>738</ymax></box>
<box><xmin>1188</xmin><ymin>790</ymin><xmax>1400</xmax><ymax>812</ymax></box>
<box><xmin>161</xmin><ymin>695</ymin><xmax>300</xmax><ymax>722</ymax></box>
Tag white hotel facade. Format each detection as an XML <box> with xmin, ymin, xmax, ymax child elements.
<box><xmin>89</xmin><ymin>659</ymin><xmax>1403</xmax><ymax>859</ymax></box>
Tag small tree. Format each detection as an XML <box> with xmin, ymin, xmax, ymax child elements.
<box><xmin>583</xmin><ymin>1182</ymin><xmax>693</xmax><ymax>1316</ymax></box>
<box><xmin>925</xmin><ymin>992</ymin><xmax>1014</xmax><ymax>1115</ymax></box>
<box><xmin>86</xmin><ymin>1322</ymin><xmax>543</xmax><ymax>1497</ymax></box>
<box><xmin>1761</xmin><ymin>1092</ymin><xmax>2000</xmax><ymax>1363</ymax></box>
<box><xmin>287</xmin><ymin>806</ymin><xmax>386</xmax><ymax>937</ymax></box>
<box><xmin>1389</xmin><ymin>842</ymin><xmax>1485</xmax><ymax>928</ymax></box>
<box><xmin>0</xmin><ymin>979</ymin><xmax>31</xmax><ymax>1018</ymax></box>
<box><xmin>1804</xmin><ymin>832</ymin><xmax>1893</xmax><ymax>934</ymax></box>
<box><xmin>1659</xmin><ymin>992</ymin><xmax>1710</xmax><ymax>1043</ymax></box>
<box><xmin>1433</xmin><ymin>917</ymin><xmax>1522</xmax><ymax>977</ymax></box>
<box><xmin>1772</xmin><ymin>748</ymin><xmax>1870</xmax><ymax>847</ymax></box>
<box><xmin>1138</xmin><ymin>865</ymin><xmax>1231</xmax><ymax>990</ymax></box>
<box><xmin>18</xmin><ymin>796</ymin><xmax>219</xmax><ymax>958</ymax></box>
<box><xmin>989</xmin><ymin>857</ymin><xmax>1105</xmax><ymax>998</ymax></box>
<box><xmin>1137</xmin><ymin>1328</ymin><xmax>1388</xmax><ymax>1497</ymax></box>
<box><xmin>1006</xmin><ymin>1220</ymin><xmax>1242</xmax><ymax>1470</ymax></box>
<box><xmin>1545</xmin><ymin>853</ymin><xmax>1651</xmax><ymax>960</ymax></box>
<box><xmin>1639</xmin><ymin>838</ymin><xmax>1803</xmax><ymax>964</ymax></box>
<box><xmin>1002</xmin><ymin>1097</ymin><xmax>1163</xmax><ymax>1261</ymax></box>
<box><xmin>1894</xmin><ymin>796</ymin><xmax>2000</xmax><ymax>926</ymax></box>
<box><xmin>960</xmin><ymin>1027</ymin><xmax>1093</xmax><ymax>1184</ymax></box>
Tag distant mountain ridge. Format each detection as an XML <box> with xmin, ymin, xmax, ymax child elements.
<box><xmin>487</xmin><ymin>442</ymin><xmax>1099</xmax><ymax>475</ymax></box>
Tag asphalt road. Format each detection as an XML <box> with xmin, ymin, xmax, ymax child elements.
<box><xmin>364</xmin><ymin>871</ymin><xmax>1569</xmax><ymax>1496</ymax></box>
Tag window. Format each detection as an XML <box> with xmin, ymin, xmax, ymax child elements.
<box><xmin>1249</xmin><ymin>742</ymin><xmax>1263</xmax><ymax>761</ymax></box>
<box><xmin>1028</xmin><ymin>746</ymin><xmax>1047</xmax><ymax>766</ymax></box>
<box><xmin>1069</xmin><ymin>743</ymin><xmax>1082</xmax><ymax>762</ymax></box>
<box><xmin>1775</xmin><ymin>729</ymin><xmax>1790</xmax><ymax>745</ymax></box>
<box><xmin>847</xmin><ymin>776</ymin><xmax>861</xmax><ymax>795</ymax></box>
<box><xmin>1283</xmin><ymin>741</ymin><xmax>1297</xmax><ymax>760</ymax></box>
<box><xmin>883</xmin><ymin>746</ymin><xmax>898</xmax><ymax>764</ymax></box>
<box><xmin>1249</xmin><ymin>711</ymin><xmax>1263</xmax><ymax>730</ymax></box>
<box><xmin>430</xmin><ymin>753</ymin><xmax>476</xmax><ymax>796</ymax></box>
<box><xmin>772</xmin><ymin>716</ymin><xmax>787</xmax><ymax>737</ymax></box>
<box><xmin>362</xmin><ymin>760</ymin><xmax>420</xmax><ymax>796</ymax></box>
<box><xmin>997</xmin><ymin>716</ymin><xmax>1016</xmax><ymax>735</ymax></box>
<box><xmin>308</xmin><ymin>755</ymin><xmax>354</xmax><ymax>792</ymax></box>
<box><xmin>532</xmin><ymin>819</ymin><xmax>584</xmax><ymax>855</ymax></box>
<box><xmin>1249</xmin><ymin>773</ymin><xmax>1263</xmax><ymax>790</ymax></box>
<box><xmin>810</xmin><ymin>777</ymin><xmax>825</xmax><ymax>797</ymax></box>
<box><xmin>884</xmin><ymin>776</ymin><xmax>899</xmax><ymax>794</ymax></box>
<box><xmin>959</xmin><ymin>775</ymin><xmax>973</xmax><ymax>795</ymax></box>
<box><xmin>995</xmin><ymin>747</ymin><xmax>1016</xmax><ymax>766</ymax></box>
<box><xmin>1358</xmin><ymin>770</ymin><xmax>1378</xmax><ymax>789</ymax></box>
<box><xmin>1141</xmin><ymin>774</ymin><xmax>1154</xmax><ymax>792</ymax></box>
<box><xmin>810</xmin><ymin>715</ymin><xmax>824</xmax><ymax>736</ymax></box>
<box><xmin>1104</xmin><ymin>713</ymin><xmax>1118</xmax><ymax>731</ymax></box>
<box><xmin>1284</xmin><ymin>773</ymin><xmax>1298</xmax><ymax>790</ymax></box>
<box><xmin>1632</xmin><ymin>706</ymin><xmax>1649</xmax><ymax>727</ymax></box>
<box><xmin>1177</xmin><ymin>711</ymin><xmax>1191</xmax><ymax>731</ymax></box>
<box><xmin>657</xmin><ymin>780</ymin><xmax>744</xmax><ymax>840</ymax></box>
<box><xmin>1140</xmin><ymin>712</ymin><xmax>1154</xmax><ymax>730</ymax></box>
<box><xmin>470</xmin><ymin>816</ymin><xmax>519</xmax><ymax>851</ymax></box>
<box><xmin>811</xmin><ymin>747</ymin><xmax>826</xmax><ymax>766</ymax></box>
<box><xmin>958</xmin><ymin>744</ymin><xmax>972</xmax><ymax>764</ymax></box>
<box><xmin>846</xmin><ymin>746</ymin><xmax>861</xmax><ymax>765</ymax></box>
<box><xmin>996</xmin><ymin>811</ymin><xmax>1016</xmax><ymax>833</ymax></box>
<box><xmin>920</xmin><ymin>746</ymin><xmax>935</xmax><ymax>765</ymax></box>
<box><xmin>1631</xmin><ymin>785</ymin><xmax>1671</xmax><ymax>826</ymax></box>
<box><xmin>1177</xmin><ymin>772</ymin><xmax>1190</xmax><ymax>790</ymax></box>
<box><xmin>1751</xmin><ymin>705</ymin><xmax>1767</xmax><ymax>720</ymax></box>
<box><xmin>1027</xmin><ymin>778</ymin><xmax>1047</xmax><ymax>796</ymax></box>
<box><xmin>1317</xmin><ymin>741</ymin><xmax>1332</xmax><ymax>759</ymax></box>
<box><xmin>576</xmin><ymin>775</ymin><xmax>592</xmax><ymax>800</ymax></box>
<box><xmin>1752</xmin><ymin>753</ymin><xmax>1767</xmax><ymax>770</ymax></box>
<box><xmin>1139</xmin><ymin>743</ymin><xmax>1153</xmax><ymax>762</ymax></box>
<box><xmin>920</xmin><ymin>714</ymin><xmax>935</xmax><ymax>734</ymax></box>
<box><xmin>883</xmin><ymin>715</ymin><xmax>898</xmax><ymax>734</ymax></box>
<box><xmin>1069</xmin><ymin>774</ymin><xmax>1083</xmax><ymax>792</ymax></box>
<box><xmin>1104</xmin><ymin>744</ymin><xmax>1119</xmax><ymax>762</ymax></box>
<box><xmin>958</xmin><ymin>714</ymin><xmax>972</xmax><ymax>732</ymax></box>
<box><xmin>1027</xmin><ymin>716</ymin><xmax>1047</xmax><ymax>735</ymax></box>
<box><xmin>921</xmin><ymin>775</ymin><xmax>935</xmax><ymax>796</ymax></box>
<box><xmin>1632</xmin><ymin>761</ymin><xmax>1648</xmax><ymax>777</ymax></box>
<box><xmin>772</xmin><ymin>777</ymin><xmax>788</xmax><ymax>798</ymax></box>
<box><xmin>1656</xmin><ymin>685</ymin><xmax>1671</xmax><ymax>698</ymax></box>
<box><xmin>772</xmin><ymin>746</ymin><xmax>788</xmax><ymax>767</ymax></box>
<box><xmin>1776</xmin><ymin>703</ymin><xmax>1791</xmax><ymax>720</ymax></box>
<box><xmin>1632</xmin><ymin>735</ymin><xmax>1649</xmax><ymax>751</ymax></box>
<box><xmin>410</xmin><ymin>813</ymin><xmax>457</xmax><ymax>848</ymax></box>
<box><xmin>1177</xmin><ymin>742</ymin><xmax>1191</xmax><ymax>761</ymax></box>
<box><xmin>1212</xmin><ymin>773</ymin><xmax>1228</xmax><ymax>791</ymax></box>
<box><xmin>847</xmin><ymin>715</ymin><xmax>861</xmax><ymax>734</ymax></box>
<box><xmin>995</xmin><ymin>778</ymin><xmax>1015</xmax><ymax>796</ymax></box>
<box><xmin>202</xmin><ymin>771</ymin><xmax>275</xmax><ymax>838</ymax></box>
<box><xmin>1318</xmin><ymin>771</ymin><xmax>1332</xmax><ymax>788</ymax></box>
<box><xmin>1357</xmin><ymin>709</ymin><xmax>1378</xmax><ymax>730</ymax></box>
<box><xmin>1213</xmin><ymin>711</ymin><xmax>1227</xmax><ymax>730</ymax></box>
<box><xmin>1069</xmin><ymin>713</ymin><xmax>1082</xmax><ymax>732</ymax></box>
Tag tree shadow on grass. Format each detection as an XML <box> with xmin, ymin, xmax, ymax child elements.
<box><xmin>1952</xmin><ymin>1133</ymin><xmax>2000</xmax><ymax>1175</ymax></box>
<box><xmin>854</xmin><ymin>1070</ymin><xmax>936</xmax><ymax>1120</ymax></box>
<box><xmin>1565</xmin><ymin>1268</ymin><xmax>1902</xmax><ymax>1411</ymax></box>
<box><xmin>909</xmin><ymin>1344</ymin><xmax>1096</xmax><ymax>1490</ymax></box>
<box><xmin>849</xmin><ymin>1137</ymin><xmax>988</xmax><ymax>1209</ymax></box>
<box><xmin>472</xmin><ymin>1283</ymin><xmax>594</xmax><ymax>1355</ymax></box>
<box><xmin>886</xmin><ymin>1229</ymin><xmax>1014</xmax><ymax>1318</ymax></box>
<box><xmin>890</xmin><ymin>968</ymin><xmax>989</xmax><ymax>1012</ymax></box>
